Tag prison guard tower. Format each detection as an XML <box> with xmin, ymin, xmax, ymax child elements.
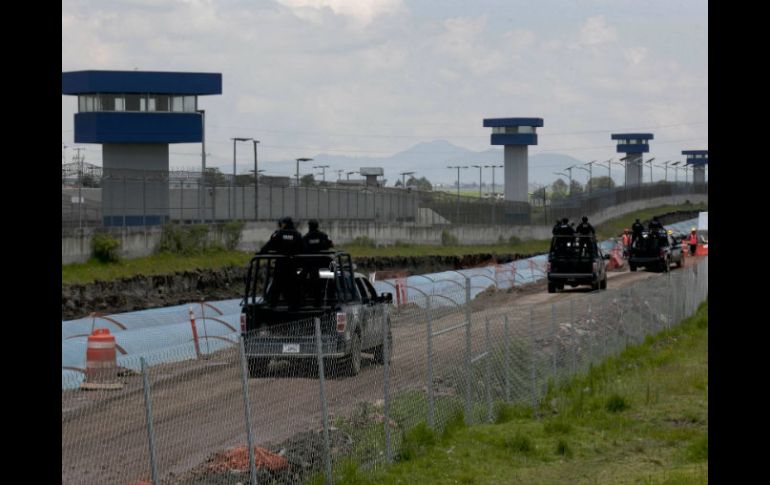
<box><xmin>610</xmin><ymin>133</ymin><xmax>653</xmax><ymax>187</ymax></box>
<box><xmin>62</xmin><ymin>70</ymin><xmax>222</xmax><ymax>226</ymax></box>
<box><xmin>682</xmin><ymin>150</ymin><xmax>708</xmax><ymax>185</ymax></box>
<box><xmin>482</xmin><ymin>117</ymin><xmax>543</xmax><ymax>223</ymax></box>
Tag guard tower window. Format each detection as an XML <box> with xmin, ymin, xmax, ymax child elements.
<box><xmin>171</xmin><ymin>96</ymin><xmax>184</xmax><ymax>112</ymax></box>
<box><xmin>124</xmin><ymin>94</ymin><xmax>142</xmax><ymax>111</ymax></box>
<box><xmin>150</xmin><ymin>95</ymin><xmax>170</xmax><ymax>112</ymax></box>
<box><xmin>183</xmin><ymin>96</ymin><xmax>197</xmax><ymax>112</ymax></box>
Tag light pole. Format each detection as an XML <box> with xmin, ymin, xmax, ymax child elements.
<box><xmin>554</xmin><ymin>171</ymin><xmax>570</xmax><ymax>198</ymax></box>
<box><xmin>295</xmin><ymin>157</ymin><xmax>313</xmax><ymax>218</ymax></box>
<box><xmin>671</xmin><ymin>161</ymin><xmax>681</xmax><ymax>183</ymax></box>
<box><xmin>484</xmin><ymin>164</ymin><xmax>503</xmax><ymax>198</ymax></box>
<box><xmin>252</xmin><ymin>140</ymin><xmax>260</xmax><ymax>220</ymax></box>
<box><xmin>593</xmin><ymin>158</ymin><xmax>613</xmax><ymax>190</ymax></box>
<box><xmin>74</xmin><ymin>147</ymin><xmax>85</xmax><ymax>231</ymax></box>
<box><xmin>616</xmin><ymin>155</ymin><xmax>631</xmax><ymax>188</ymax></box>
<box><xmin>313</xmin><ymin>165</ymin><xmax>330</xmax><ymax>183</ymax></box>
<box><xmin>335</xmin><ymin>169</ymin><xmax>345</xmax><ymax>182</ymax></box>
<box><xmin>447</xmin><ymin>166</ymin><xmax>468</xmax><ymax>222</ymax></box>
<box><xmin>197</xmin><ymin>110</ymin><xmax>206</xmax><ymax>223</ymax></box>
<box><xmin>399</xmin><ymin>171</ymin><xmax>415</xmax><ymax>188</ymax></box>
<box><xmin>656</xmin><ymin>160</ymin><xmax>672</xmax><ymax>182</ymax></box>
<box><xmin>471</xmin><ymin>165</ymin><xmax>483</xmax><ymax>198</ymax></box>
<box><xmin>574</xmin><ymin>165</ymin><xmax>590</xmax><ymax>194</ymax></box>
<box><xmin>346</xmin><ymin>170</ymin><xmax>360</xmax><ymax>181</ymax></box>
<box><xmin>584</xmin><ymin>160</ymin><xmax>597</xmax><ymax>193</ymax></box>
<box><xmin>231</xmin><ymin>137</ymin><xmax>252</xmax><ymax>220</ymax></box>
<box><xmin>644</xmin><ymin>157</ymin><xmax>656</xmax><ymax>185</ymax></box>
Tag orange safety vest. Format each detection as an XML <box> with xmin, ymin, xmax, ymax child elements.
<box><xmin>622</xmin><ymin>234</ymin><xmax>631</xmax><ymax>246</ymax></box>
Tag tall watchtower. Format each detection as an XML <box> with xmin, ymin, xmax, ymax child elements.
<box><xmin>610</xmin><ymin>133</ymin><xmax>653</xmax><ymax>186</ymax></box>
<box><xmin>482</xmin><ymin>117</ymin><xmax>543</xmax><ymax>203</ymax></box>
<box><xmin>61</xmin><ymin>70</ymin><xmax>222</xmax><ymax>226</ymax></box>
<box><xmin>682</xmin><ymin>150</ymin><xmax>708</xmax><ymax>185</ymax></box>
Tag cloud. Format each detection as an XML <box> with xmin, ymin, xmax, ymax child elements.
<box><xmin>275</xmin><ymin>0</ymin><xmax>404</xmax><ymax>25</ymax></box>
<box><xmin>578</xmin><ymin>15</ymin><xmax>617</xmax><ymax>46</ymax></box>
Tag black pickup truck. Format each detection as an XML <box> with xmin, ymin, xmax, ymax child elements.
<box><xmin>547</xmin><ymin>235</ymin><xmax>610</xmax><ymax>293</ymax></box>
<box><xmin>629</xmin><ymin>231</ymin><xmax>684</xmax><ymax>272</ymax></box>
<box><xmin>240</xmin><ymin>251</ymin><xmax>393</xmax><ymax>378</ymax></box>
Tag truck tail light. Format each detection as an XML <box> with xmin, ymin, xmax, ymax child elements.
<box><xmin>240</xmin><ymin>313</ymin><xmax>247</xmax><ymax>333</ymax></box>
<box><xmin>660</xmin><ymin>249</ymin><xmax>666</xmax><ymax>258</ymax></box>
<box><xmin>336</xmin><ymin>312</ymin><xmax>347</xmax><ymax>333</ymax></box>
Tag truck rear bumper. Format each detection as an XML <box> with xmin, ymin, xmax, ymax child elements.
<box><xmin>243</xmin><ymin>334</ymin><xmax>349</xmax><ymax>358</ymax></box>
<box><xmin>548</xmin><ymin>273</ymin><xmax>597</xmax><ymax>283</ymax></box>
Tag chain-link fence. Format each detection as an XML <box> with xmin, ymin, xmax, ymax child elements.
<box><xmin>62</xmin><ymin>166</ymin><xmax>707</xmax><ymax>230</ymax></box>
<box><xmin>62</xmin><ymin>256</ymin><xmax>707</xmax><ymax>484</ymax></box>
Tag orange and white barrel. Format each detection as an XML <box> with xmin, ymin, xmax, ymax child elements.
<box><xmin>85</xmin><ymin>328</ymin><xmax>118</xmax><ymax>384</ymax></box>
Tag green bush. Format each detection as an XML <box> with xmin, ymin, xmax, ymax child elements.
<box><xmin>441</xmin><ymin>230</ymin><xmax>459</xmax><ymax>246</ymax></box>
<box><xmin>508</xmin><ymin>235</ymin><xmax>522</xmax><ymax>245</ymax></box>
<box><xmin>159</xmin><ymin>223</ymin><xmax>212</xmax><ymax>255</ymax></box>
<box><xmin>221</xmin><ymin>221</ymin><xmax>244</xmax><ymax>250</ymax></box>
<box><xmin>351</xmin><ymin>235</ymin><xmax>376</xmax><ymax>247</ymax></box>
<box><xmin>91</xmin><ymin>233</ymin><xmax>121</xmax><ymax>263</ymax></box>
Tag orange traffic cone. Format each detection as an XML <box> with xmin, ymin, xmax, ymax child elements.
<box><xmin>80</xmin><ymin>328</ymin><xmax>123</xmax><ymax>390</ymax></box>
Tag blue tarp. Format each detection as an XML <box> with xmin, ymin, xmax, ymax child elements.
<box><xmin>62</xmin><ymin>218</ymin><xmax>698</xmax><ymax>389</ymax></box>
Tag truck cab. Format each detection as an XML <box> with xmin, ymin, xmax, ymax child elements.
<box><xmin>547</xmin><ymin>235</ymin><xmax>609</xmax><ymax>293</ymax></box>
<box><xmin>240</xmin><ymin>251</ymin><xmax>393</xmax><ymax>378</ymax></box>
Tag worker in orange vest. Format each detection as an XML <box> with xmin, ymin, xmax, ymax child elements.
<box><xmin>688</xmin><ymin>228</ymin><xmax>698</xmax><ymax>256</ymax></box>
<box><xmin>621</xmin><ymin>228</ymin><xmax>632</xmax><ymax>257</ymax></box>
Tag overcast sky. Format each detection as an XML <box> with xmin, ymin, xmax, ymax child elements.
<box><xmin>62</xmin><ymin>0</ymin><xmax>708</xmax><ymax>184</ymax></box>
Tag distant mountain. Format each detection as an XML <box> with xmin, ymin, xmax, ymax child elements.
<box><xmin>224</xmin><ymin>140</ymin><xmax>620</xmax><ymax>187</ymax></box>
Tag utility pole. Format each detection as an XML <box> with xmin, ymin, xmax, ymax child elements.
<box><xmin>447</xmin><ymin>165</ymin><xmax>468</xmax><ymax>222</ymax></box>
<box><xmin>313</xmin><ymin>165</ymin><xmax>330</xmax><ymax>183</ymax></box>
<box><xmin>644</xmin><ymin>157</ymin><xmax>656</xmax><ymax>185</ymax></box>
<box><xmin>335</xmin><ymin>169</ymin><xmax>345</xmax><ymax>182</ymax></box>
<box><xmin>471</xmin><ymin>165</ymin><xmax>483</xmax><ymax>198</ymax></box>
<box><xmin>485</xmin><ymin>164</ymin><xmax>503</xmax><ymax>199</ymax></box>
<box><xmin>399</xmin><ymin>171</ymin><xmax>415</xmax><ymax>188</ymax></box>
<box><xmin>73</xmin><ymin>147</ymin><xmax>86</xmax><ymax>231</ymax></box>
<box><xmin>252</xmin><ymin>139</ymin><xmax>260</xmax><ymax>220</ymax></box>
<box><xmin>231</xmin><ymin>137</ymin><xmax>253</xmax><ymax>220</ymax></box>
<box><xmin>584</xmin><ymin>160</ymin><xmax>596</xmax><ymax>193</ymax></box>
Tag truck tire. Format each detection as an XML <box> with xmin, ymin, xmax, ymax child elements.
<box><xmin>662</xmin><ymin>259</ymin><xmax>670</xmax><ymax>273</ymax></box>
<box><xmin>373</xmin><ymin>328</ymin><xmax>393</xmax><ymax>365</ymax></box>
<box><xmin>591</xmin><ymin>280</ymin><xmax>600</xmax><ymax>291</ymax></box>
<box><xmin>339</xmin><ymin>332</ymin><xmax>362</xmax><ymax>377</ymax></box>
<box><xmin>248</xmin><ymin>357</ymin><xmax>271</xmax><ymax>378</ymax></box>
<box><xmin>547</xmin><ymin>282</ymin><xmax>556</xmax><ymax>293</ymax></box>
<box><xmin>629</xmin><ymin>263</ymin><xmax>637</xmax><ymax>272</ymax></box>
<box><xmin>600</xmin><ymin>276</ymin><xmax>607</xmax><ymax>290</ymax></box>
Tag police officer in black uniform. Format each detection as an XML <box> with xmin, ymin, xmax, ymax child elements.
<box><xmin>302</xmin><ymin>219</ymin><xmax>334</xmax><ymax>252</ymax></box>
<box><xmin>575</xmin><ymin>216</ymin><xmax>595</xmax><ymax>252</ymax></box>
<box><xmin>300</xmin><ymin>220</ymin><xmax>334</xmax><ymax>304</ymax></box>
<box><xmin>259</xmin><ymin>217</ymin><xmax>304</xmax><ymax>307</ymax></box>
<box><xmin>631</xmin><ymin>218</ymin><xmax>644</xmax><ymax>244</ymax></box>
<box><xmin>648</xmin><ymin>216</ymin><xmax>664</xmax><ymax>233</ymax></box>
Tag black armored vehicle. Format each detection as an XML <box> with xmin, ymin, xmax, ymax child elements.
<box><xmin>240</xmin><ymin>251</ymin><xmax>393</xmax><ymax>378</ymax></box>
<box><xmin>547</xmin><ymin>235</ymin><xmax>610</xmax><ymax>293</ymax></box>
<box><xmin>628</xmin><ymin>231</ymin><xmax>684</xmax><ymax>272</ymax></box>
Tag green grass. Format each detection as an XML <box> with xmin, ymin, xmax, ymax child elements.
<box><xmin>316</xmin><ymin>301</ymin><xmax>708</xmax><ymax>484</ymax></box>
<box><xmin>62</xmin><ymin>202</ymin><xmax>704</xmax><ymax>284</ymax></box>
<box><xmin>337</xmin><ymin>240</ymin><xmax>550</xmax><ymax>258</ymax></box>
<box><xmin>62</xmin><ymin>250</ymin><xmax>252</xmax><ymax>285</ymax></box>
<box><xmin>595</xmin><ymin>202</ymin><xmax>707</xmax><ymax>239</ymax></box>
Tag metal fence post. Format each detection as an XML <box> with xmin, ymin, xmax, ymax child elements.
<box><xmin>551</xmin><ymin>303</ymin><xmax>557</xmax><ymax>383</ymax></box>
<box><xmin>140</xmin><ymin>357</ymin><xmax>159</xmax><ymax>485</ymax></box>
<box><xmin>570</xmin><ymin>300</ymin><xmax>576</xmax><ymax>375</ymax></box>
<box><xmin>464</xmin><ymin>276</ymin><xmax>472</xmax><ymax>425</ymax></box>
<box><xmin>238</xmin><ymin>336</ymin><xmax>258</xmax><ymax>485</ymax></box>
<box><xmin>528</xmin><ymin>306</ymin><xmax>538</xmax><ymax>413</ymax></box>
<box><xmin>382</xmin><ymin>306</ymin><xmax>392</xmax><ymax>463</ymax></box>
<box><xmin>485</xmin><ymin>318</ymin><xmax>493</xmax><ymax>423</ymax></box>
<box><xmin>313</xmin><ymin>318</ymin><xmax>333</xmax><ymax>484</ymax></box>
<box><xmin>426</xmin><ymin>296</ymin><xmax>435</xmax><ymax>429</ymax></box>
<box><xmin>504</xmin><ymin>315</ymin><xmax>510</xmax><ymax>402</ymax></box>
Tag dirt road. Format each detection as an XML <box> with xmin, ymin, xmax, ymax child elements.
<box><xmin>61</xmin><ymin>263</ymin><xmax>682</xmax><ymax>484</ymax></box>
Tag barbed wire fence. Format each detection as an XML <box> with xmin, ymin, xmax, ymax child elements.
<box><xmin>62</xmin><ymin>256</ymin><xmax>707</xmax><ymax>484</ymax></box>
<box><xmin>62</xmin><ymin>166</ymin><xmax>708</xmax><ymax>230</ymax></box>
